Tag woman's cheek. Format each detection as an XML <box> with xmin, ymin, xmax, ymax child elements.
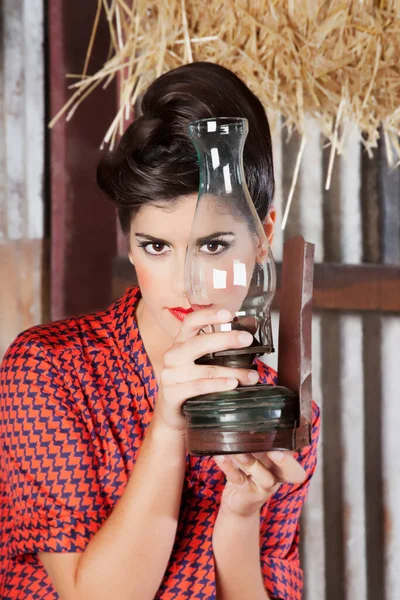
<box><xmin>134</xmin><ymin>263</ymin><xmax>150</xmax><ymax>292</ymax></box>
<box><xmin>135</xmin><ymin>260</ymin><xmax>167</xmax><ymax>294</ymax></box>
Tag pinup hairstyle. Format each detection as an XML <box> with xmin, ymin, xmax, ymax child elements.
<box><xmin>97</xmin><ymin>62</ymin><xmax>275</xmax><ymax>235</ymax></box>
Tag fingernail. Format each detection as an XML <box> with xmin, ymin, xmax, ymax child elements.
<box><xmin>227</xmin><ymin>378</ymin><xmax>238</xmax><ymax>387</ymax></box>
<box><xmin>268</xmin><ymin>451</ymin><xmax>284</xmax><ymax>462</ymax></box>
<box><xmin>238</xmin><ymin>331</ymin><xmax>253</xmax><ymax>345</ymax></box>
<box><xmin>215</xmin><ymin>455</ymin><xmax>225</xmax><ymax>463</ymax></box>
<box><xmin>248</xmin><ymin>371</ymin><xmax>259</xmax><ymax>383</ymax></box>
<box><xmin>217</xmin><ymin>309</ymin><xmax>232</xmax><ymax>320</ymax></box>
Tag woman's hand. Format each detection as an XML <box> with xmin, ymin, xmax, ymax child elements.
<box><xmin>214</xmin><ymin>450</ymin><xmax>307</xmax><ymax>518</ymax></box>
<box><xmin>153</xmin><ymin>308</ymin><xmax>260</xmax><ymax>434</ymax></box>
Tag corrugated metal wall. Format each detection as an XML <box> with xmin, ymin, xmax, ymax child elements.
<box><xmin>268</xmin><ymin>116</ymin><xmax>400</xmax><ymax>600</ymax></box>
<box><xmin>0</xmin><ymin>0</ymin><xmax>46</xmax><ymax>358</ymax></box>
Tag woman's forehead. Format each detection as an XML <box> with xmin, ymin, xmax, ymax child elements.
<box><xmin>131</xmin><ymin>195</ymin><xmax>197</xmax><ymax>233</ymax></box>
<box><xmin>130</xmin><ymin>194</ymin><xmax>251</xmax><ymax>242</ymax></box>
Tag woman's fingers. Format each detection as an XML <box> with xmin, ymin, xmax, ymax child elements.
<box><xmin>156</xmin><ymin>306</ymin><xmax>257</xmax><ymax>433</ymax></box>
<box><xmin>162</xmin><ymin>376</ymin><xmax>239</xmax><ymax>406</ymax></box>
<box><xmin>266</xmin><ymin>451</ymin><xmax>306</xmax><ymax>485</ymax></box>
<box><xmin>214</xmin><ymin>455</ymin><xmax>247</xmax><ymax>486</ymax></box>
<box><xmin>228</xmin><ymin>451</ymin><xmax>306</xmax><ymax>487</ymax></box>
<box><xmin>229</xmin><ymin>454</ymin><xmax>279</xmax><ymax>490</ymax></box>
<box><xmin>160</xmin><ymin>364</ymin><xmax>259</xmax><ymax>387</ymax></box>
<box><xmin>164</xmin><ymin>329</ymin><xmax>254</xmax><ymax>367</ymax></box>
<box><xmin>174</xmin><ymin>308</ymin><xmax>233</xmax><ymax>343</ymax></box>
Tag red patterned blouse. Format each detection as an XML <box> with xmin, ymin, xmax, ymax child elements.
<box><xmin>0</xmin><ymin>286</ymin><xmax>320</xmax><ymax>600</ymax></box>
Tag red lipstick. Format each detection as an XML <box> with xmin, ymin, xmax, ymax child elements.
<box><xmin>168</xmin><ymin>307</ymin><xmax>194</xmax><ymax>322</ymax></box>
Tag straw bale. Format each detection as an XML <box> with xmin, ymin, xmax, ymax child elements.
<box><xmin>50</xmin><ymin>0</ymin><xmax>400</xmax><ymax>200</ymax></box>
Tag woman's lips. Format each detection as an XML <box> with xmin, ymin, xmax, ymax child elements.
<box><xmin>168</xmin><ymin>307</ymin><xmax>194</xmax><ymax>322</ymax></box>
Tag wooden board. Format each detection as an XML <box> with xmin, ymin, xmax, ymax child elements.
<box><xmin>48</xmin><ymin>0</ymin><xmax>118</xmax><ymax>320</ymax></box>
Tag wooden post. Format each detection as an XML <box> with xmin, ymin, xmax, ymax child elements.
<box><xmin>48</xmin><ymin>0</ymin><xmax>118</xmax><ymax>320</ymax></box>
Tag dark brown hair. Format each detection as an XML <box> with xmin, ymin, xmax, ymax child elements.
<box><xmin>97</xmin><ymin>62</ymin><xmax>275</xmax><ymax>235</ymax></box>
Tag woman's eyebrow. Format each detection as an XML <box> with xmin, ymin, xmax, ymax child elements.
<box><xmin>196</xmin><ymin>231</ymin><xmax>235</xmax><ymax>245</ymax></box>
<box><xmin>135</xmin><ymin>231</ymin><xmax>236</xmax><ymax>246</ymax></box>
<box><xmin>135</xmin><ymin>233</ymin><xmax>170</xmax><ymax>244</ymax></box>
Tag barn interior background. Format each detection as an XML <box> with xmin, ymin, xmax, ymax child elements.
<box><xmin>1</xmin><ymin>2</ymin><xmax>400</xmax><ymax>600</ymax></box>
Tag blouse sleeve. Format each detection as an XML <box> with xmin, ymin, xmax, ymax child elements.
<box><xmin>0</xmin><ymin>330</ymin><xmax>109</xmax><ymax>560</ymax></box>
<box><xmin>260</xmin><ymin>401</ymin><xmax>321</xmax><ymax>600</ymax></box>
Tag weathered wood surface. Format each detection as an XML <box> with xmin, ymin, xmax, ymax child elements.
<box><xmin>48</xmin><ymin>0</ymin><xmax>117</xmax><ymax>320</ymax></box>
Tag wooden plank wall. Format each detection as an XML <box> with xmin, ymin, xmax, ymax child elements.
<box><xmin>0</xmin><ymin>0</ymin><xmax>46</xmax><ymax>359</ymax></box>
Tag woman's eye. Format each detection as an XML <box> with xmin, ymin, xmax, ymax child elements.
<box><xmin>143</xmin><ymin>243</ymin><xmax>169</xmax><ymax>255</ymax></box>
<box><xmin>199</xmin><ymin>241</ymin><xmax>229</xmax><ymax>255</ymax></box>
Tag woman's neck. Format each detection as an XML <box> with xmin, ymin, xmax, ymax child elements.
<box><xmin>135</xmin><ymin>298</ymin><xmax>173</xmax><ymax>382</ymax></box>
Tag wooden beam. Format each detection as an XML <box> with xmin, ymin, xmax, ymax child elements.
<box><xmin>48</xmin><ymin>1</ymin><xmax>117</xmax><ymax>320</ymax></box>
<box><xmin>308</xmin><ymin>263</ymin><xmax>400</xmax><ymax>313</ymax></box>
<box><xmin>113</xmin><ymin>258</ymin><xmax>400</xmax><ymax>314</ymax></box>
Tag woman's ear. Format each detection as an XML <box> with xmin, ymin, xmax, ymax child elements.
<box><xmin>263</xmin><ymin>206</ymin><xmax>277</xmax><ymax>245</ymax></box>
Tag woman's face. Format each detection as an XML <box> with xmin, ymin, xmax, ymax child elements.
<box><xmin>128</xmin><ymin>194</ymin><xmax>275</xmax><ymax>341</ymax></box>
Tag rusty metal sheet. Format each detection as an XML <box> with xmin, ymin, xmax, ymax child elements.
<box><xmin>301</xmin><ymin>314</ymin><xmax>325</xmax><ymax>600</ymax></box>
<box><xmin>339</xmin><ymin>127</ymin><xmax>367</xmax><ymax>600</ymax></box>
<box><xmin>3</xmin><ymin>0</ymin><xmax>27</xmax><ymax>240</ymax></box>
<box><xmin>381</xmin><ymin>316</ymin><xmax>400</xmax><ymax>600</ymax></box>
<box><xmin>0</xmin><ymin>3</ymin><xmax>6</xmax><ymax>241</ymax></box>
<box><xmin>379</xmin><ymin>131</ymin><xmax>400</xmax><ymax>265</ymax></box>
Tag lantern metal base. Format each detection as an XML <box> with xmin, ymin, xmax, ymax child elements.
<box><xmin>182</xmin><ymin>384</ymin><xmax>300</xmax><ymax>456</ymax></box>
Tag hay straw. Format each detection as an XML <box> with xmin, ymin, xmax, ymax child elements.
<box><xmin>181</xmin><ymin>0</ymin><xmax>193</xmax><ymax>63</ymax></box>
<box><xmin>325</xmin><ymin>95</ymin><xmax>346</xmax><ymax>190</ymax></box>
<box><xmin>281</xmin><ymin>134</ymin><xmax>307</xmax><ymax>230</ymax></box>
<box><xmin>82</xmin><ymin>0</ymin><xmax>102</xmax><ymax>78</ymax></box>
<box><xmin>50</xmin><ymin>0</ymin><xmax>400</xmax><ymax>225</ymax></box>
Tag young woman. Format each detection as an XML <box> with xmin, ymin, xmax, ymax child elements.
<box><xmin>0</xmin><ymin>62</ymin><xmax>320</xmax><ymax>600</ymax></box>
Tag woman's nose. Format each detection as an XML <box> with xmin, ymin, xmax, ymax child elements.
<box><xmin>170</xmin><ymin>254</ymin><xmax>187</xmax><ymax>297</ymax></box>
